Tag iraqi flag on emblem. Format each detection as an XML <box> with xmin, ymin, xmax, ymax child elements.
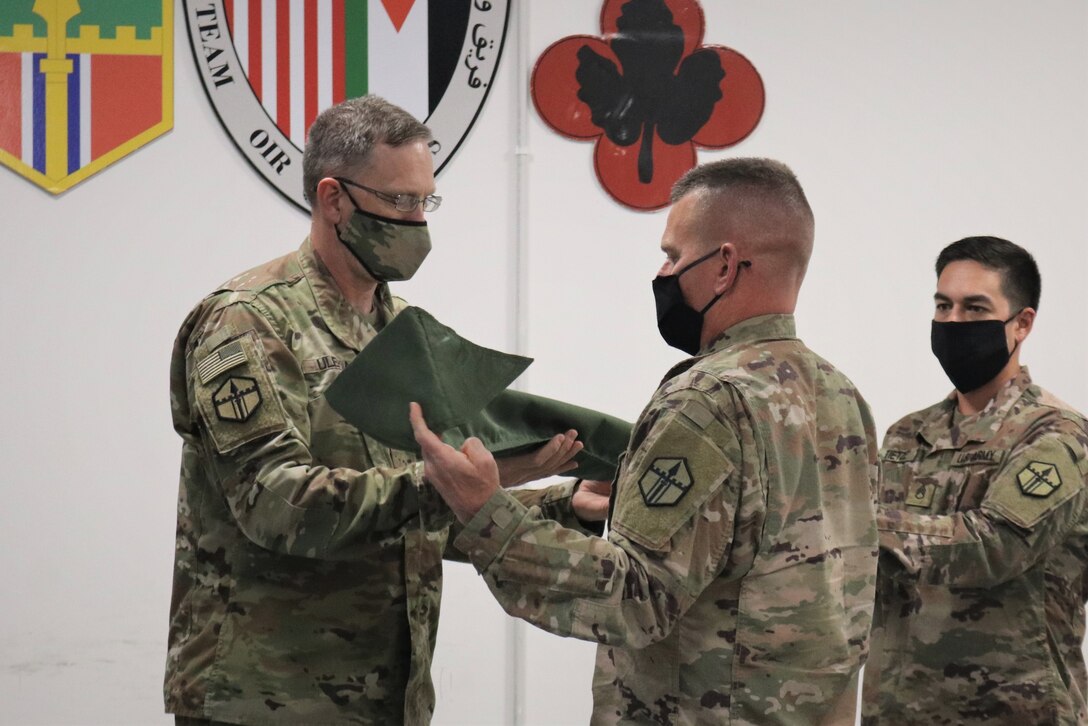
<box><xmin>221</xmin><ymin>0</ymin><xmax>471</xmax><ymax>146</ymax></box>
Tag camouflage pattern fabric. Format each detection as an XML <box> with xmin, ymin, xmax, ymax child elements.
<box><xmin>863</xmin><ymin>367</ymin><xmax>1088</xmax><ymax>725</ymax></box>
<box><xmin>339</xmin><ymin>207</ymin><xmax>431</xmax><ymax>282</ymax></box>
<box><xmin>165</xmin><ymin>238</ymin><xmax>590</xmax><ymax>725</ymax></box>
<box><xmin>454</xmin><ymin>314</ymin><xmax>880</xmax><ymax>725</ymax></box>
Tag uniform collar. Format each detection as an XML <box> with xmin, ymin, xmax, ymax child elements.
<box><xmin>918</xmin><ymin>366</ymin><xmax>1034</xmax><ymax>450</ymax></box>
<box><xmin>662</xmin><ymin>314</ymin><xmax>797</xmax><ymax>381</ymax></box>
<box><xmin>297</xmin><ymin>237</ymin><xmax>395</xmax><ymax>351</ymax></box>
<box><xmin>702</xmin><ymin>314</ymin><xmax>797</xmax><ymax>356</ymax></box>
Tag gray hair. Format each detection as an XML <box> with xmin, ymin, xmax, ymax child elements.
<box><xmin>302</xmin><ymin>95</ymin><xmax>432</xmax><ymax>205</ymax></box>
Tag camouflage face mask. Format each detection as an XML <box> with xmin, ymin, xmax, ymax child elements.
<box><xmin>335</xmin><ymin>204</ymin><xmax>432</xmax><ymax>282</ymax></box>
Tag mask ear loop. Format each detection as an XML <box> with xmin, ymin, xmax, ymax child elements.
<box><xmin>333</xmin><ymin>180</ymin><xmax>362</xmax><ymax>236</ymax></box>
<box><xmin>1005</xmin><ymin>308</ymin><xmax>1025</xmax><ymax>356</ymax></box>
<box><xmin>698</xmin><ymin>291</ymin><xmax>725</xmax><ymax>315</ymax></box>
<box><xmin>676</xmin><ymin>248</ymin><xmax>720</xmax><ymax>277</ymax></box>
<box><xmin>697</xmin><ymin>260</ymin><xmax>752</xmax><ymax>315</ymax></box>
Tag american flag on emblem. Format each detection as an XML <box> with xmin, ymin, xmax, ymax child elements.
<box><xmin>221</xmin><ymin>0</ymin><xmax>473</xmax><ymax>146</ymax></box>
<box><xmin>198</xmin><ymin>340</ymin><xmax>248</xmax><ymax>384</ymax></box>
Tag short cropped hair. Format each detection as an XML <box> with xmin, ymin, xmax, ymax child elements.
<box><xmin>302</xmin><ymin>96</ymin><xmax>432</xmax><ymax>205</ymax></box>
<box><xmin>936</xmin><ymin>236</ymin><xmax>1041</xmax><ymax>311</ymax></box>
<box><xmin>670</xmin><ymin>157</ymin><xmax>814</xmax><ymax>227</ymax></box>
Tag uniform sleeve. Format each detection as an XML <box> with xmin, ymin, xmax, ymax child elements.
<box><xmin>511</xmin><ymin>480</ymin><xmax>605</xmax><ymax>534</ymax></box>
<box><xmin>184</xmin><ymin>301</ymin><xmax>450</xmax><ymax>560</ymax></box>
<box><xmin>442</xmin><ymin>480</ymin><xmax>601</xmax><ymax>564</ymax></box>
<box><xmin>451</xmin><ymin>388</ymin><xmax>752</xmax><ymax>648</ymax></box>
<box><xmin>878</xmin><ymin>425</ymin><xmax>1088</xmax><ymax>587</ymax></box>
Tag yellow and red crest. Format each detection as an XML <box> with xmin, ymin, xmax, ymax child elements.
<box><xmin>0</xmin><ymin>0</ymin><xmax>173</xmax><ymax>194</ymax></box>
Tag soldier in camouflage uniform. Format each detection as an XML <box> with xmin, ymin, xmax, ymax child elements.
<box><xmin>164</xmin><ymin>96</ymin><xmax>608</xmax><ymax>725</ymax></box>
<box><xmin>410</xmin><ymin>158</ymin><xmax>881</xmax><ymax>725</ymax></box>
<box><xmin>863</xmin><ymin>236</ymin><xmax>1088</xmax><ymax>724</ymax></box>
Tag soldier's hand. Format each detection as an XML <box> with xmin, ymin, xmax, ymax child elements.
<box><xmin>573</xmin><ymin>479</ymin><xmax>611</xmax><ymax>522</ymax></box>
<box><xmin>495</xmin><ymin>430</ymin><xmax>584</xmax><ymax>487</ymax></box>
<box><xmin>410</xmin><ymin>402</ymin><xmax>500</xmax><ymax>523</ymax></box>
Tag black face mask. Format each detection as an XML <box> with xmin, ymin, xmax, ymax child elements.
<box><xmin>652</xmin><ymin>250</ymin><xmax>749</xmax><ymax>355</ymax></box>
<box><xmin>930</xmin><ymin>312</ymin><xmax>1020</xmax><ymax>393</ymax></box>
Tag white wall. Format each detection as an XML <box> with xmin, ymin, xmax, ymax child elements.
<box><xmin>0</xmin><ymin>1</ymin><xmax>1085</xmax><ymax>724</ymax></box>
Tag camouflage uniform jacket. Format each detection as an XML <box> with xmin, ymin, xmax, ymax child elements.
<box><xmin>863</xmin><ymin>367</ymin><xmax>1088</xmax><ymax>725</ymax></box>
<box><xmin>164</xmin><ymin>238</ymin><xmax>587</xmax><ymax>725</ymax></box>
<box><xmin>454</xmin><ymin>314</ymin><xmax>880</xmax><ymax>725</ymax></box>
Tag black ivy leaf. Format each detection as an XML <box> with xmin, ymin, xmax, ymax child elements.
<box><xmin>575</xmin><ymin>0</ymin><xmax>725</xmax><ymax>184</ymax></box>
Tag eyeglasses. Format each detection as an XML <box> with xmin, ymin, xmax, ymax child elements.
<box><xmin>334</xmin><ymin>177</ymin><xmax>442</xmax><ymax>213</ymax></box>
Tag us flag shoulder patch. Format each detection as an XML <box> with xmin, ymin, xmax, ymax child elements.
<box><xmin>197</xmin><ymin>339</ymin><xmax>247</xmax><ymax>384</ymax></box>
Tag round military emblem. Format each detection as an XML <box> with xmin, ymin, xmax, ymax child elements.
<box><xmin>183</xmin><ymin>0</ymin><xmax>510</xmax><ymax>212</ymax></box>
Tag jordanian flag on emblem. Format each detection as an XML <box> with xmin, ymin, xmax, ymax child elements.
<box><xmin>221</xmin><ymin>0</ymin><xmax>473</xmax><ymax>147</ymax></box>
<box><xmin>0</xmin><ymin>1</ymin><xmax>172</xmax><ymax>193</ymax></box>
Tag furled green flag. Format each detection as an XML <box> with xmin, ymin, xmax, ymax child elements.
<box><xmin>325</xmin><ymin>307</ymin><xmax>632</xmax><ymax>481</ymax></box>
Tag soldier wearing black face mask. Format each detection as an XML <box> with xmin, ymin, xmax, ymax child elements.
<box><xmin>408</xmin><ymin>158</ymin><xmax>882</xmax><ymax>725</ymax></box>
<box><xmin>864</xmin><ymin>236</ymin><xmax>1088</xmax><ymax>725</ymax></box>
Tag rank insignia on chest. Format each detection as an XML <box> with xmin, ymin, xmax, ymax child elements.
<box><xmin>1017</xmin><ymin>461</ymin><xmax>1062</xmax><ymax>498</ymax></box>
<box><xmin>906</xmin><ymin>482</ymin><xmax>936</xmax><ymax>508</ymax></box>
<box><xmin>639</xmin><ymin>457</ymin><xmax>693</xmax><ymax>507</ymax></box>
<box><xmin>213</xmin><ymin>376</ymin><xmax>263</xmax><ymax>423</ymax></box>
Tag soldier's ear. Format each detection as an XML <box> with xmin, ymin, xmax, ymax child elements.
<box><xmin>1013</xmin><ymin>307</ymin><xmax>1036</xmax><ymax>342</ymax></box>
<box><xmin>314</xmin><ymin>178</ymin><xmax>345</xmax><ymax>224</ymax></box>
<box><xmin>711</xmin><ymin>242</ymin><xmax>741</xmax><ymax>295</ymax></box>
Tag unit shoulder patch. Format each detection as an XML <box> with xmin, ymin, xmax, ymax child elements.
<box><xmin>639</xmin><ymin>457</ymin><xmax>693</xmax><ymax>507</ymax></box>
<box><xmin>193</xmin><ymin>330</ymin><xmax>288</xmax><ymax>453</ymax></box>
<box><xmin>213</xmin><ymin>376</ymin><xmax>263</xmax><ymax>423</ymax></box>
<box><xmin>1016</xmin><ymin>461</ymin><xmax>1062</xmax><ymax>498</ymax></box>
<box><xmin>983</xmin><ymin>435</ymin><xmax>1084</xmax><ymax>531</ymax></box>
<box><xmin>612</xmin><ymin>411</ymin><xmax>736</xmax><ymax>551</ymax></box>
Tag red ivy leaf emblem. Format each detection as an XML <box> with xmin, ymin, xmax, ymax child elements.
<box><xmin>532</xmin><ymin>0</ymin><xmax>765</xmax><ymax>211</ymax></box>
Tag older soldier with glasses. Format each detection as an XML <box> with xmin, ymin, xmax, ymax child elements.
<box><xmin>163</xmin><ymin>95</ymin><xmax>608</xmax><ymax>726</ymax></box>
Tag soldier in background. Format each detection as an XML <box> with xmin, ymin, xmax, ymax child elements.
<box><xmin>164</xmin><ymin>95</ymin><xmax>607</xmax><ymax>725</ymax></box>
<box><xmin>863</xmin><ymin>236</ymin><xmax>1088</xmax><ymax>724</ymax></box>
<box><xmin>410</xmin><ymin>158</ymin><xmax>880</xmax><ymax>724</ymax></box>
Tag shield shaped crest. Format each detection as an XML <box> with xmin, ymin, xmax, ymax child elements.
<box><xmin>184</xmin><ymin>0</ymin><xmax>510</xmax><ymax>213</ymax></box>
<box><xmin>0</xmin><ymin>1</ymin><xmax>174</xmax><ymax>194</ymax></box>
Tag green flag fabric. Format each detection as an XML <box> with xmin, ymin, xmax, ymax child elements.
<box><xmin>325</xmin><ymin>307</ymin><xmax>632</xmax><ymax>481</ymax></box>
